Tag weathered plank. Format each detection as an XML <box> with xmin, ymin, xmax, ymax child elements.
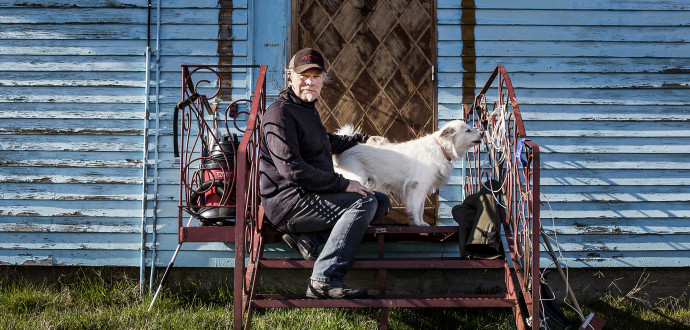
<box><xmin>0</xmin><ymin>0</ymin><xmax>240</xmax><ymax>8</ymax></box>
<box><xmin>441</xmin><ymin>186</ymin><xmax>690</xmax><ymax>203</ymax></box>
<box><xmin>437</xmin><ymin>8</ymin><xmax>690</xmax><ymax>26</ymax></box>
<box><xmin>0</xmin><ymin>39</ymin><xmax>247</xmax><ymax>56</ymax></box>
<box><xmin>0</xmin><ymin>250</ymin><xmax>140</xmax><ymax>267</ymax></box>
<box><xmin>0</xmin><ymin>8</ymin><xmax>148</xmax><ymax>23</ymax></box>
<box><xmin>0</xmin><ymin>200</ymin><xmax>143</xmax><ymax>218</ymax></box>
<box><xmin>0</xmin><ymin>166</ymin><xmax>143</xmax><ymax>184</ymax></box>
<box><xmin>0</xmin><ymin>72</ymin><xmax>147</xmax><ymax>87</ymax></box>
<box><xmin>0</xmin><ymin>24</ymin><xmax>148</xmax><ymax>40</ymax></box>
<box><xmin>0</xmin><ymin>151</ymin><xmax>143</xmax><ymax>168</ymax></box>
<box><xmin>438</xmin><ymin>72</ymin><xmax>690</xmax><ymax>89</ymax></box>
<box><xmin>538</xmin><ymin>154</ymin><xmax>689</xmax><ymax>170</ymax></box>
<box><xmin>3</xmin><ymin>21</ymin><xmax>248</xmax><ymax>42</ymax></box>
<box><xmin>437</xmin><ymin>56</ymin><xmax>690</xmax><ymax>74</ymax></box>
<box><xmin>1</xmin><ymin>119</ymin><xmax>143</xmax><ymax>135</ymax></box>
<box><xmin>437</xmin><ymin>0</ymin><xmax>690</xmax><ymax>10</ymax></box>
<box><xmin>438</xmin><ymin>25</ymin><xmax>690</xmax><ymax>42</ymax></box>
<box><xmin>439</xmin><ymin>40</ymin><xmax>690</xmax><ymax>58</ymax></box>
<box><xmin>540</xmin><ymin>218</ymin><xmax>690</xmax><ymax>235</ymax></box>
<box><xmin>0</xmin><ymin>110</ymin><xmax>143</xmax><ymax>120</ymax></box>
<box><xmin>2</xmin><ymin>183</ymin><xmax>141</xmax><ymax>201</ymax></box>
<box><xmin>438</xmin><ymin>200</ymin><xmax>690</xmax><ymax>218</ymax></box>
<box><xmin>538</xmin><ymin>251</ymin><xmax>690</xmax><ymax>268</ymax></box>
<box><xmin>531</xmin><ymin>137</ymin><xmax>690</xmax><ymax>154</ymax></box>
<box><xmin>0</xmin><ymin>55</ymin><xmax>145</xmax><ymax>71</ymax></box>
<box><xmin>440</xmin><ymin>106</ymin><xmax>690</xmax><ymax>122</ymax></box>
<box><xmin>0</xmin><ymin>222</ymin><xmax>141</xmax><ymax>234</ymax></box>
<box><xmin>0</xmin><ymin>134</ymin><xmax>144</xmax><ymax>152</ymax></box>
<box><xmin>439</xmin><ymin>87</ymin><xmax>690</xmax><ymax>105</ymax></box>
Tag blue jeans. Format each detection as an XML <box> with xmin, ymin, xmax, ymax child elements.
<box><xmin>277</xmin><ymin>191</ymin><xmax>390</xmax><ymax>284</ymax></box>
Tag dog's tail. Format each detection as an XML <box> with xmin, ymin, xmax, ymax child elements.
<box><xmin>334</xmin><ymin>124</ymin><xmax>360</xmax><ymax>137</ymax></box>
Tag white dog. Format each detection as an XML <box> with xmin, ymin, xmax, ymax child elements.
<box><xmin>333</xmin><ymin>120</ymin><xmax>483</xmax><ymax>226</ymax></box>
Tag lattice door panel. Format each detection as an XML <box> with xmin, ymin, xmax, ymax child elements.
<box><xmin>293</xmin><ymin>0</ymin><xmax>437</xmax><ymax>225</ymax></box>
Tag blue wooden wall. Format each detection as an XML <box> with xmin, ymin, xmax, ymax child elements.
<box><xmin>437</xmin><ymin>0</ymin><xmax>690</xmax><ymax>268</ymax></box>
<box><xmin>0</xmin><ymin>0</ymin><xmax>150</xmax><ymax>266</ymax></box>
<box><xmin>1</xmin><ymin>0</ymin><xmax>688</xmax><ymax>272</ymax></box>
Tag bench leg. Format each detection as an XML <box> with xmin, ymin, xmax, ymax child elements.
<box><xmin>242</xmin><ymin>227</ymin><xmax>265</xmax><ymax>329</ymax></box>
<box><xmin>380</xmin><ymin>308</ymin><xmax>389</xmax><ymax>330</ymax></box>
<box><xmin>505</xmin><ymin>263</ymin><xmax>528</xmax><ymax>330</ymax></box>
<box><xmin>234</xmin><ymin>228</ymin><xmax>245</xmax><ymax>329</ymax></box>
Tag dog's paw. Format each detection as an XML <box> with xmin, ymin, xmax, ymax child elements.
<box><xmin>412</xmin><ymin>221</ymin><xmax>430</xmax><ymax>227</ymax></box>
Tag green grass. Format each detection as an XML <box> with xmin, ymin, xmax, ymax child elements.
<box><xmin>0</xmin><ymin>270</ymin><xmax>688</xmax><ymax>330</ymax></box>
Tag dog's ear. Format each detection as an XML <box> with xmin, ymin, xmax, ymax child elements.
<box><xmin>440</xmin><ymin>126</ymin><xmax>455</xmax><ymax>138</ymax></box>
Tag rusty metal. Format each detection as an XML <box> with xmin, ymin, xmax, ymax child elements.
<box><xmin>169</xmin><ymin>64</ymin><xmax>539</xmax><ymax>329</ymax></box>
<box><xmin>157</xmin><ymin>64</ymin><xmax>267</xmax><ymax>324</ymax></box>
<box><xmin>464</xmin><ymin>65</ymin><xmax>541</xmax><ymax>329</ymax></box>
<box><xmin>231</xmin><ymin>67</ymin><xmax>540</xmax><ymax>329</ymax></box>
<box><xmin>174</xmin><ymin>64</ymin><xmax>266</xmax><ymax>245</ymax></box>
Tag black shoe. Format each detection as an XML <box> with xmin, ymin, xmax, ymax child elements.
<box><xmin>306</xmin><ymin>280</ymin><xmax>367</xmax><ymax>299</ymax></box>
<box><xmin>282</xmin><ymin>233</ymin><xmax>320</xmax><ymax>261</ymax></box>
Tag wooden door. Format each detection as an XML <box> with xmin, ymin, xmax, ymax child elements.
<box><xmin>292</xmin><ymin>0</ymin><xmax>437</xmax><ymax>225</ymax></box>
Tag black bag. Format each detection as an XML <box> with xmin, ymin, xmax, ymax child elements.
<box><xmin>451</xmin><ymin>180</ymin><xmax>503</xmax><ymax>259</ymax></box>
<box><xmin>539</xmin><ymin>278</ymin><xmax>571</xmax><ymax>330</ymax></box>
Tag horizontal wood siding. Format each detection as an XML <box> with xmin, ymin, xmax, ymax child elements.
<box><xmin>0</xmin><ymin>0</ymin><xmax>253</xmax><ymax>268</ymax></box>
<box><xmin>0</xmin><ymin>0</ymin><xmax>150</xmax><ymax>266</ymax></box>
<box><xmin>150</xmin><ymin>0</ymin><xmax>253</xmax><ymax>269</ymax></box>
<box><xmin>437</xmin><ymin>0</ymin><xmax>690</xmax><ymax>267</ymax></box>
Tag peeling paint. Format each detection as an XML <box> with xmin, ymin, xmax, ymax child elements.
<box><xmin>54</xmin><ymin>211</ymin><xmax>85</xmax><ymax>217</ymax></box>
<box><xmin>575</xmin><ymin>258</ymin><xmax>605</xmax><ymax>262</ymax></box>
<box><xmin>16</xmin><ymin>212</ymin><xmax>41</xmax><ymax>216</ymax></box>
<box><xmin>81</xmin><ymin>196</ymin><xmax>113</xmax><ymax>201</ymax></box>
<box><xmin>5</xmin><ymin>224</ymin><xmax>39</xmax><ymax>232</ymax></box>
<box><xmin>660</xmin><ymin>68</ymin><xmax>690</xmax><ymax>74</ymax></box>
<box><xmin>21</xmin><ymin>258</ymin><xmax>54</xmax><ymax>266</ymax></box>
<box><xmin>2</xmin><ymin>128</ymin><xmax>143</xmax><ymax>135</ymax></box>
<box><xmin>3</xmin><ymin>2</ymin><xmax>140</xmax><ymax>8</ymax></box>
<box><xmin>661</xmin><ymin>83</ymin><xmax>690</xmax><ymax>88</ymax></box>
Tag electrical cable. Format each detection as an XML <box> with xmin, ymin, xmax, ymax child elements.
<box><xmin>474</xmin><ymin>96</ymin><xmax>585</xmax><ymax>326</ymax></box>
<box><xmin>540</xmin><ymin>192</ymin><xmax>586</xmax><ymax>322</ymax></box>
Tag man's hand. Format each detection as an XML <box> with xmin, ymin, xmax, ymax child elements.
<box><xmin>365</xmin><ymin>135</ymin><xmax>386</xmax><ymax>146</ymax></box>
<box><xmin>346</xmin><ymin>180</ymin><xmax>374</xmax><ymax>196</ymax></box>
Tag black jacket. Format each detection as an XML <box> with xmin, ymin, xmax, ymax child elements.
<box><xmin>259</xmin><ymin>88</ymin><xmax>367</xmax><ymax>226</ymax></box>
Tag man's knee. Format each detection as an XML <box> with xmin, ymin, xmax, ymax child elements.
<box><xmin>372</xmin><ymin>192</ymin><xmax>391</xmax><ymax>220</ymax></box>
<box><xmin>358</xmin><ymin>194</ymin><xmax>377</xmax><ymax>209</ymax></box>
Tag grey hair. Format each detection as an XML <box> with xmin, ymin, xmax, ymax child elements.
<box><xmin>283</xmin><ymin>67</ymin><xmax>330</xmax><ymax>85</ymax></box>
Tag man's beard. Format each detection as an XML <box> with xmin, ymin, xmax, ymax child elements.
<box><xmin>304</xmin><ymin>93</ymin><xmax>315</xmax><ymax>102</ymax></box>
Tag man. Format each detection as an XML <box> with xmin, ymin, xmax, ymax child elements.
<box><xmin>259</xmin><ymin>48</ymin><xmax>390</xmax><ymax>299</ymax></box>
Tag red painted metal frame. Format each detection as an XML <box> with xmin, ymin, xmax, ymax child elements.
<box><xmin>175</xmin><ymin>64</ymin><xmax>267</xmax><ymax>245</ymax></box>
<box><xmin>173</xmin><ymin>64</ymin><xmax>267</xmax><ymax>330</ymax></box>
<box><xmin>464</xmin><ymin>65</ymin><xmax>541</xmax><ymax>329</ymax></box>
<box><xmin>174</xmin><ymin>65</ymin><xmax>539</xmax><ymax>329</ymax></box>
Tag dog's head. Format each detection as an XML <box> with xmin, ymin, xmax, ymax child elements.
<box><xmin>437</xmin><ymin>120</ymin><xmax>483</xmax><ymax>158</ymax></box>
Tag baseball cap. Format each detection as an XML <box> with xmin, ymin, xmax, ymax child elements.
<box><xmin>289</xmin><ymin>48</ymin><xmax>327</xmax><ymax>73</ymax></box>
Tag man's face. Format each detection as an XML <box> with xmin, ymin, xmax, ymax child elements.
<box><xmin>289</xmin><ymin>68</ymin><xmax>324</xmax><ymax>102</ymax></box>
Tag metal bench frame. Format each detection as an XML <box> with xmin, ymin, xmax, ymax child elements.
<box><xmin>172</xmin><ymin>64</ymin><xmax>541</xmax><ymax>329</ymax></box>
